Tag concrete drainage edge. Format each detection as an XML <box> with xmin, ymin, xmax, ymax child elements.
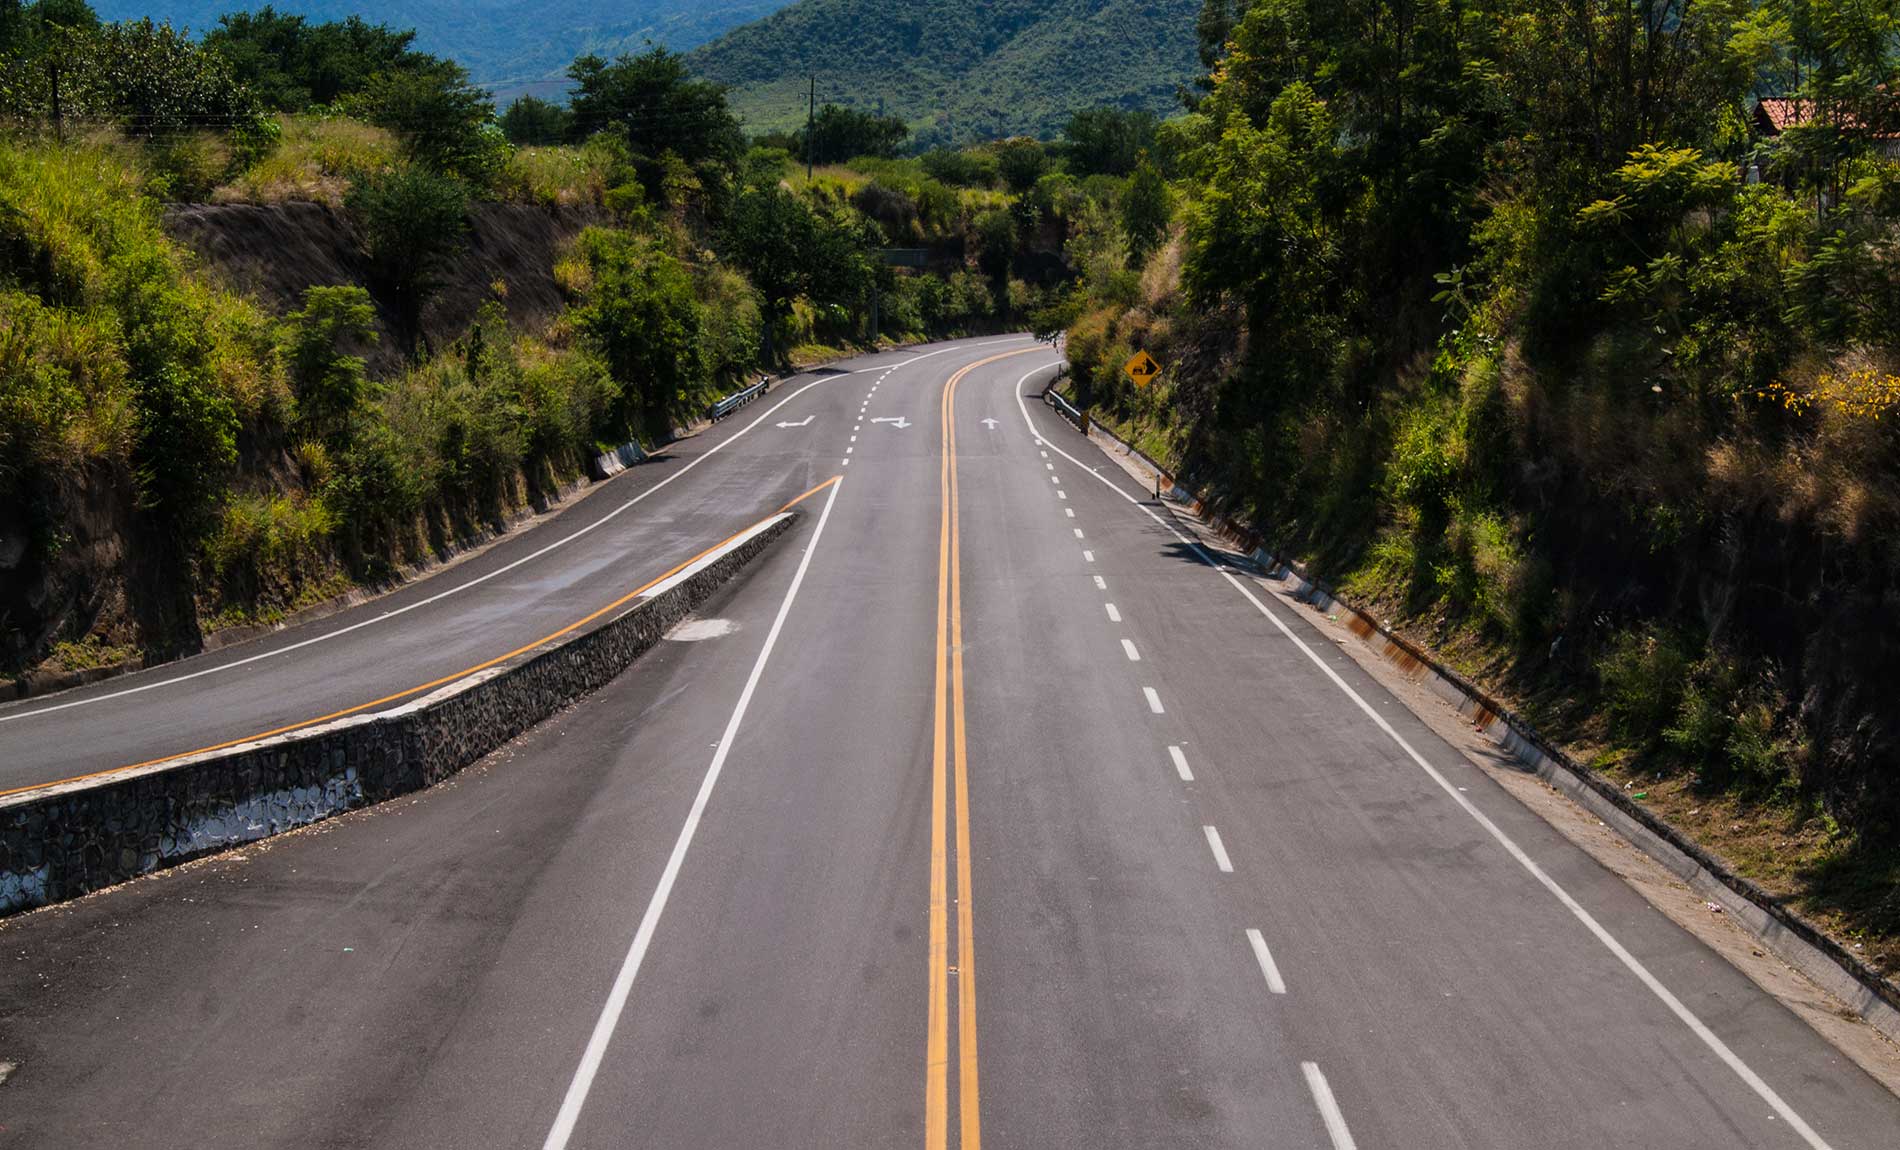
<box><xmin>0</xmin><ymin>513</ymin><xmax>797</xmax><ymax>918</ymax></box>
<box><xmin>1051</xmin><ymin>401</ymin><xmax>1900</xmax><ymax>1043</ymax></box>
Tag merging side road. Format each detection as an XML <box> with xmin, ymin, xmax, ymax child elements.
<box><xmin>0</xmin><ymin>346</ymin><xmax>1896</xmax><ymax>1148</ymax></box>
<box><xmin>0</xmin><ymin>336</ymin><xmax>1035</xmax><ymax>793</ymax></box>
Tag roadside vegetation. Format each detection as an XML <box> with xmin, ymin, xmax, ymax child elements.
<box><xmin>1047</xmin><ymin>0</ymin><xmax>1900</xmax><ymax>973</ymax></box>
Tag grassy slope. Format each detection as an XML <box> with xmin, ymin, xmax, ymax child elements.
<box><xmin>687</xmin><ymin>0</ymin><xmax>1202</xmax><ymax>142</ymax></box>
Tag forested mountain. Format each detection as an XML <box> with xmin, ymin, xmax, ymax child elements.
<box><xmin>87</xmin><ymin>0</ymin><xmax>789</xmax><ymax>96</ymax></box>
<box><xmin>689</xmin><ymin>0</ymin><xmax>1203</xmax><ymax>145</ymax></box>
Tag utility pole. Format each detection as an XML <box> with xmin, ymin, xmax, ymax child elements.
<box><xmin>807</xmin><ymin>75</ymin><xmax>816</xmax><ymax>183</ymax></box>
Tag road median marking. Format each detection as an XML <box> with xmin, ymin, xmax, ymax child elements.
<box><xmin>926</xmin><ymin>344</ymin><xmax>1043</xmax><ymax>1150</ymax></box>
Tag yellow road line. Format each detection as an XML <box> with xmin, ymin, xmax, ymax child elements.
<box><xmin>0</xmin><ymin>476</ymin><xmax>841</xmax><ymax>802</ymax></box>
<box><xmin>926</xmin><ymin>347</ymin><xmax>1040</xmax><ymax>1149</ymax></box>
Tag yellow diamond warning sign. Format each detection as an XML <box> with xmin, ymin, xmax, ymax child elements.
<box><xmin>1123</xmin><ymin>350</ymin><xmax>1162</xmax><ymax>388</ymax></box>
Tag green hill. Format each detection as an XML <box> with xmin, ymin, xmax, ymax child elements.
<box><xmin>90</xmin><ymin>1</ymin><xmax>790</xmax><ymax>96</ymax></box>
<box><xmin>688</xmin><ymin>0</ymin><xmax>1202</xmax><ymax>146</ymax></box>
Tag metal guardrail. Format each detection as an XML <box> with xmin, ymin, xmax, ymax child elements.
<box><xmin>1042</xmin><ymin>383</ymin><xmax>1181</xmax><ymax>498</ymax></box>
<box><xmin>1043</xmin><ymin>387</ymin><xmax>1083</xmax><ymax>427</ymax></box>
<box><xmin>709</xmin><ymin>375</ymin><xmax>771</xmax><ymax>421</ymax></box>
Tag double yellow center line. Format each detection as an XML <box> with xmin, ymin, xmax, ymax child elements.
<box><xmin>926</xmin><ymin>348</ymin><xmax>1040</xmax><ymax>1150</ymax></box>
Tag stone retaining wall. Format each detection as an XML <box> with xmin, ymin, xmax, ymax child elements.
<box><xmin>0</xmin><ymin>514</ymin><xmax>794</xmax><ymax>915</ymax></box>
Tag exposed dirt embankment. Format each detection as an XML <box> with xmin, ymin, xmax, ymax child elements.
<box><xmin>163</xmin><ymin>200</ymin><xmax>601</xmax><ymax>375</ymax></box>
<box><xmin>4</xmin><ymin>200</ymin><xmax>603</xmax><ymax>694</ymax></box>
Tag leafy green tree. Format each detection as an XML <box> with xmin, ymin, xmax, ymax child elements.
<box><xmin>343</xmin><ymin>164</ymin><xmax>468</xmax><ymax>335</ymax></box>
<box><xmin>2</xmin><ymin>9</ymin><xmax>268</xmax><ymax>143</ymax></box>
<box><xmin>356</xmin><ymin>59</ymin><xmax>503</xmax><ymax>182</ymax></box>
<box><xmin>992</xmin><ymin>136</ymin><xmax>1050</xmax><ymax>194</ymax></box>
<box><xmin>797</xmin><ymin>103</ymin><xmax>909</xmax><ymax>164</ymax></box>
<box><xmin>205</xmin><ymin>8</ymin><xmax>427</xmax><ymax>111</ymax></box>
<box><xmin>1061</xmin><ymin>107</ymin><xmax>1159</xmax><ymax>176</ymax></box>
<box><xmin>500</xmin><ymin>95</ymin><xmax>571</xmax><ymax>146</ymax></box>
<box><xmin>568</xmin><ymin>228</ymin><xmax>709</xmax><ymax>440</ymax></box>
<box><xmin>721</xmin><ymin>183</ymin><xmax>819</xmax><ymax>361</ymax></box>
<box><xmin>1120</xmin><ymin>158</ymin><xmax>1172</xmax><ymax>263</ymax></box>
<box><xmin>566</xmin><ymin>47</ymin><xmax>744</xmax><ymax>173</ymax></box>
<box><xmin>284</xmin><ymin>285</ymin><xmax>378</xmax><ymax>443</ymax></box>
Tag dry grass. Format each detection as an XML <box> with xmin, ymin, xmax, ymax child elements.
<box><xmin>213</xmin><ymin>115</ymin><xmax>399</xmax><ymax>207</ymax></box>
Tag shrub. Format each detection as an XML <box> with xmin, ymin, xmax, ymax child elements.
<box><xmin>344</xmin><ymin>163</ymin><xmax>468</xmax><ymax>332</ymax></box>
<box><xmin>283</xmin><ymin>285</ymin><xmax>378</xmax><ymax>442</ymax></box>
<box><xmin>1597</xmin><ymin>627</ymin><xmax>1691</xmax><ymax>750</ymax></box>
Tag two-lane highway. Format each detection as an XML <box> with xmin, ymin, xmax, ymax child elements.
<box><xmin>0</xmin><ymin>339</ymin><xmax>1895</xmax><ymax>1148</ymax></box>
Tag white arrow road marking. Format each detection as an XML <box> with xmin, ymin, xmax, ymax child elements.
<box><xmin>981</xmin><ymin>417</ymin><xmax>999</xmax><ymax>428</ymax></box>
<box><xmin>775</xmin><ymin>416</ymin><xmax>814</xmax><ymax>428</ymax></box>
<box><xmin>871</xmin><ymin>416</ymin><xmax>912</xmax><ymax>429</ymax></box>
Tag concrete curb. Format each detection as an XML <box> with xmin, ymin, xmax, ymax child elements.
<box><xmin>1047</xmin><ymin>398</ymin><xmax>1900</xmax><ymax>1044</ymax></box>
<box><xmin>0</xmin><ymin>513</ymin><xmax>796</xmax><ymax>917</ymax></box>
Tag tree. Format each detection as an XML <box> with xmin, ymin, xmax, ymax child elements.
<box><xmin>566</xmin><ymin>48</ymin><xmax>743</xmax><ymax>172</ymax></box>
<box><xmin>500</xmin><ymin>95</ymin><xmax>571</xmax><ymax>146</ymax></box>
<box><xmin>205</xmin><ymin>9</ymin><xmax>427</xmax><ymax>112</ymax></box>
<box><xmin>1121</xmin><ymin>159</ymin><xmax>1172</xmax><ymax>263</ymax></box>
<box><xmin>567</xmin><ymin>229</ymin><xmax>709</xmax><ymax>440</ymax></box>
<box><xmin>1061</xmin><ymin>107</ymin><xmax>1159</xmax><ymax>176</ymax></box>
<box><xmin>797</xmin><ymin>103</ymin><xmax>909</xmax><ymax>164</ymax></box>
<box><xmin>284</xmin><ymin>285</ymin><xmax>378</xmax><ymax>443</ymax></box>
<box><xmin>721</xmin><ymin>184</ymin><xmax>819</xmax><ymax>362</ymax></box>
<box><xmin>992</xmin><ymin>136</ymin><xmax>1051</xmax><ymax>194</ymax></box>
<box><xmin>356</xmin><ymin>59</ymin><xmax>502</xmax><ymax>182</ymax></box>
<box><xmin>344</xmin><ymin>164</ymin><xmax>468</xmax><ymax>336</ymax></box>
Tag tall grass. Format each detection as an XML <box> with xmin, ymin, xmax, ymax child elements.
<box><xmin>214</xmin><ymin>114</ymin><xmax>400</xmax><ymax>207</ymax></box>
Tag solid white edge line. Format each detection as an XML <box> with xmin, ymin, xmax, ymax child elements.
<box><xmin>539</xmin><ymin>475</ymin><xmax>845</xmax><ymax>1150</ymax></box>
<box><xmin>1121</xmin><ymin>638</ymin><xmax>1140</xmax><ymax>662</ymax></box>
<box><xmin>1301</xmin><ymin>1063</ymin><xmax>1358</xmax><ymax>1150</ymax></box>
<box><xmin>1247</xmin><ymin>928</ymin><xmax>1288</xmax><ymax>995</ymax></box>
<box><xmin>1168</xmin><ymin>745</ymin><xmax>1193</xmax><ymax>782</ymax></box>
<box><xmin>3</xmin><ymin>339</ymin><xmax>1036</xmax><ymax>728</ymax></box>
<box><xmin>1202</xmin><ymin>825</ymin><xmax>1234</xmax><ymax>873</ymax></box>
<box><xmin>1010</xmin><ymin>361</ymin><xmax>1839</xmax><ymax>1150</ymax></box>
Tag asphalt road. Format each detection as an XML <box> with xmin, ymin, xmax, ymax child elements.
<box><xmin>0</xmin><ymin>335</ymin><xmax>1035</xmax><ymax>794</ymax></box>
<box><xmin>1</xmin><ymin>339</ymin><xmax>1895</xmax><ymax>1148</ymax></box>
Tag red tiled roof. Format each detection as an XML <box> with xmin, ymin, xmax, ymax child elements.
<box><xmin>1756</xmin><ymin>95</ymin><xmax>1899</xmax><ymax>138</ymax></box>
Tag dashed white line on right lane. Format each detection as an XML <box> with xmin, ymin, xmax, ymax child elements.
<box><xmin>1142</xmin><ymin>686</ymin><xmax>1162</xmax><ymax>712</ymax></box>
<box><xmin>1010</xmin><ymin>361</ymin><xmax>1842</xmax><ymax>1150</ymax></box>
<box><xmin>1301</xmin><ymin>1063</ymin><xmax>1358</xmax><ymax>1150</ymax></box>
<box><xmin>1167</xmin><ymin>745</ymin><xmax>1192</xmax><ymax>781</ymax></box>
<box><xmin>1247</xmin><ymin>929</ymin><xmax>1288</xmax><ymax>994</ymax></box>
<box><xmin>1105</xmin><ymin>604</ymin><xmax>1121</xmax><ymax>622</ymax></box>
<box><xmin>1202</xmin><ymin>825</ymin><xmax>1233</xmax><ymax>873</ymax></box>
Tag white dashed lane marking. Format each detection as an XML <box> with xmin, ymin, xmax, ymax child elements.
<box><xmin>1202</xmin><ymin>826</ymin><xmax>1233</xmax><ymax>873</ymax></box>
